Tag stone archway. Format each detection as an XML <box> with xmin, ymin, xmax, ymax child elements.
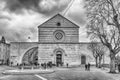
<box><xmin>54</xmin><ymin>48</ymin><xmax>65</xmax><ymax>66</ymax></box>
<box><xmin>22</xmin><ymin>47</ymin><xmax>38</xmax><ymax>66</ymax></box>
<box><xmin>56</xmin><ymin>51</ymin><xmax>63</xmax><ymax>66</ymax></box>
<box><xmin>81</xmin><ymin>55</ymin><xmax>86</xmax><ymax>64</ymax></box>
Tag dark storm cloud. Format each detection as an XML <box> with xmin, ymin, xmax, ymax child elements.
<box><xmin>0</xmin><ymin>16</ymin><xmax>11</xmax><ymax>21</ymax></box>
<box><xmin>3</xmin><ymin>0</ymin><xmax>70</xmax><ymax>15</ymax></box>
<box><xmin>4</xmin><ymin>0</ymin><xmax>40</xmax><ymax>13</ymax></box>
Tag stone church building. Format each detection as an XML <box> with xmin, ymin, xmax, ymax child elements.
<box><xmin>10</xmin><ymin>14</ymin><xmax>105</xmax><ymax>66</ymax></box>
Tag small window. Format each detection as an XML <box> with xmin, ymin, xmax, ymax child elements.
<box><xmin>56</xmin><ymin>22</ymin><xmax>61</xmax><ymax>26</ymax></box>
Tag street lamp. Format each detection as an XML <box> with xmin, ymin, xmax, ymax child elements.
<box><xmin>103</xmin><ymin>54</ymin><xmax>105</xmax><ymax>69</ymax></box>
<box><xmin>28</xmin><ymin>36</ymin><xmax>31</xmax><ymax>42</ymax></box>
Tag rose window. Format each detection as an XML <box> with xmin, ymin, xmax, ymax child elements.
<box><xmin>55</xmin><ymin>32</ymin><xmax>63</xmax><ymax>40</ymax></box>
<box><xmin>53</xmin><ymin>30</ymin><xmax>65</xmax><ymax>42</ymax></box>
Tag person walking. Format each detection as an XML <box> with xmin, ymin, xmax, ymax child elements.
<box><xmin>66</xmin><ymin>63</ymin><xmax>69</xmax><ymax>68</ymax></box>
<box><xmin>85</xmin><ymin>64</ymin><xmax>88</xmax><ymax>71</ymax></box>
<box><xmin>88</xmin><ymin>63</ymin><xmax>91</xmax><ymax>71</ymax></box>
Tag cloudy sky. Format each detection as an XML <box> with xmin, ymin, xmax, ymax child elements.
<box><xmin>0</xmin><ymin>0</ymin><xmax>88</xmax><ymax>42</ymax></box>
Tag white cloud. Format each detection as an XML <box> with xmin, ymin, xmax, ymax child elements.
<box><xmin>64</xmin><ymin>0</ymin><xmax>89</xmax><ymax>42</ymax></box>
<box><xmin>0</xmin><ymin>0</ymin><xmax>90</xmax><ymax>42</ymax></box>
<box><xmin>39</xmin><ymin>0</ymin><xmax>57</xmax><ymax>12</ymax></box>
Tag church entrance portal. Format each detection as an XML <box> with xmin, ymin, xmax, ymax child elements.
<box><xmin>81</xmin><ymin>55</ymin><xmax>86</xmax><ymax>64</ymax></box>
<box><xmin>56</xmin><ymin>51</ymin><xmax>63</xmax><ymax>67</ymax></box>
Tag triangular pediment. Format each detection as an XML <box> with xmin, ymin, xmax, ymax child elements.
<box><xmin>38</xmin><ymin>14</ymin><xmax>79</xmax><ymax>28</ymax></box>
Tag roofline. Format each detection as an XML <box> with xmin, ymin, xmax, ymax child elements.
<box><xmin>38</xmin><ymin>42</ymin><xmax>101</xmax><ymax>44</ymax></box>
<box><xmin>10</xmin><ymin>42</ymin><xmax>101</xmax><ymax>44</ymax></box>
<box><xmin>38</xmin><ymin>13</ymin><xmax>80</xmax><ymax>28</ymax></box>
<box><xmin>58</xmin><ymin>14</ymin><xmax>80</xmax><ymax>28</ymax></box>
<box><xmin>38</xmin><ymin>27</ymin><xmax>79</xmax><ymax>28</ymax></box>
<box><xmin>38</xmin><ymin>14</ymin><xmax>59</xmax><ymax>28</ymax></box>
<box><xmin>10</xmin><ymin>42</ymin><xmax>38</xmax><ymax>44</ymax></box>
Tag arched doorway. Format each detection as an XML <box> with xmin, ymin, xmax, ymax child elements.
<box><xmin>53</xmin><ymin>48</ymin><xmax>65</xmax><ymax>67</ymax></box>
<box><xmin>22</xmin><ymin>47</ymin><xmax>38</xmax><ymax>66</ymax></box>
<box><xmin>81</xmin><ymin>55</ymin><xmax>86</xmax><ymax>64</ymax></box>
<box><xmin>56</xmin><ymin>51</ymin><xmax>63</xmax><ymax>67</ymax></box>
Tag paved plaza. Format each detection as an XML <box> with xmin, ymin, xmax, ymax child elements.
<box><xmin>0</xmin><ymin>66</ymin><xmax>120</xmax><ymax>80</ymax></box>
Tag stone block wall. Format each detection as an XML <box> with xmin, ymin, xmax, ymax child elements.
<box><xmin>38</xmin><ymin>43</ymin><xmax>79</xmax><ymax>65</ymax></box>
<box><xmin>38</xmin><ymin>43</ymin><xmax>95</xmax><ymax>65</ymax></box>
<box><xmin>38</xmin><ymin>28</ymin><xmax>79</xmax><ymax>43</ymax></box>
<box><xmin>10</xmin><ymin>42</ymin><xmax>38</xmax><ymax>65</ymax></box>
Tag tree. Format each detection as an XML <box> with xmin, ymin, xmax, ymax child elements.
<box><xmin>88</xmin><ymin>42</ymin><xmax>99</xmax><ymax>67</ymax></box>
<box><xmin>85</xmin><ymin>0</ymin><xmax>120</xmax><ymax>73</ymax></box>
<box><xmin>115</xmin><ymin>55</ymin><xmax>120</xmax><ymax>72</ymax></box>
<box><xmin>97</xmin><ymin>44</ymin><xmax>106</xmax><ymax>68</ymax></box>
<box><xmin>6</xmin><ymin>59</ymin><xmax>10</xmax><ymax>66</ymax></box>
<box><xmin>115</xmin><ymin>55</ymin><xmax>120</xmax><ymax>65</ymax></box>
<box><xmin>88</xmin><ymin>42</ymin><xmax>105</xmax><ymax>68</ymax></box>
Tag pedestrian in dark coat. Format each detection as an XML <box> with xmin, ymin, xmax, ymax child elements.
<box><xmin>66</xmin><ymin>63</ymin><xmax>69</xmax><ymax>68</ymax></box>
<box><xmin>85</xmin><ymin>64</ymin><xmax>87</xmax><ymax>70</ymax></box>
<box><xmin>88</xmin><ymin>63</ymin><xmax>91</xmax><ymax>71</ymax></box>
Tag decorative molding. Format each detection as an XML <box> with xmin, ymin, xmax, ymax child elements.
<box><xmin>53</xmin><ymin>30</ymin><xmax>66</xmax><ymax>42</ymax></box>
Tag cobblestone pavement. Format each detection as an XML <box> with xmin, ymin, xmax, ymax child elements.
<box><xmin>0</xmin><ymin>66</ymin><xmax>41</xmax><ymax>80</ymax></box>
<box><xmin>0</xmin><ymin>75</ymin><xmax>42</xmax><ymax>80</ymax></box>
<box><xmin>96</xmin><ymin>67</ymin><xmax>120</xmax><ymax>80</ymax></box>
<box><xmin>0</xmin><ymin>65</ymin><xmax>17</xmax><ymax>77</ymax></box>
<box><xmin>39</xmin><ymin>67</ymin><xmax>120</xmax><ymax>80</ymax></box>
<box><xmin>0</xmin><ymin>66</ymin><xmax>120</xmax><ymax>80</ymax></box>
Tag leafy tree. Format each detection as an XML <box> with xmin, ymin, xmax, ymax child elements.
<box><xmin>6</xmin><ymin>59</ymin><xmax>9</xmax><ymax>66</ymax></box>
<box><xmin>85</xmin><ymin>0</ymin><xmax>120</xmax><ymax>73</ymax></box>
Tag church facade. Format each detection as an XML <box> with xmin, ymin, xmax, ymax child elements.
<box><xmin>10</xmin><ymin>14</ymin><xmax>108</xmax><ymax>66</ymax></box>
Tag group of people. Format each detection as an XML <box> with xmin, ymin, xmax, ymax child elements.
<box><xmin>41</xmin><ymin>61</ymin><xmax>53</xmax><ymax>69</ymax></box>
<box><xmin>85</xmin><ymin>63</ymin><xmax>91</xmax><ymax>71</ymax></box>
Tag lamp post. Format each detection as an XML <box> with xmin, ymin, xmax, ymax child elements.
<box><xmin>103</xmin><ymin>54</ymin><xmax>105</xmax><ymax>69</ymax></box>
<box><xmin>28</xmin><ymin>36</ymin><xmax>31</xmax><ymax>42</ymax></box>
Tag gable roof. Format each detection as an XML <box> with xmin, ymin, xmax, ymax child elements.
<box><xmin>38</xmin><ymin>13</ymin><xmax>80</xmax><ymax>28</ymax></box>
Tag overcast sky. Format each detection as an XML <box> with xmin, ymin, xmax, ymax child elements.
<box><xmin>0</xmin><ymin>0</ymin><xmax>89</xmax><ymax>42</ymax></box>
